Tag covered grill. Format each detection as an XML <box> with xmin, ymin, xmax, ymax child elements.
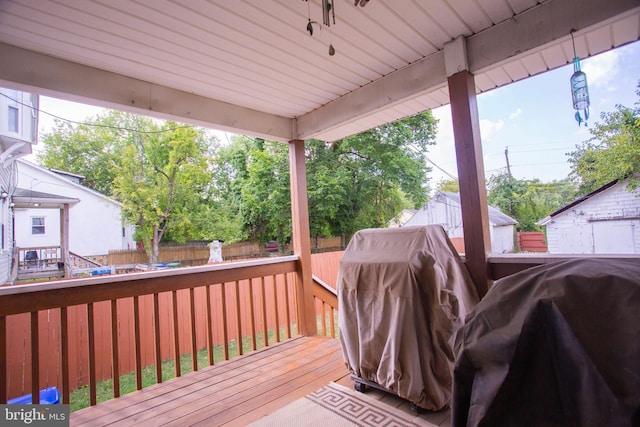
<box><xmin>337</xmin><ymin>225</ymin><xmax>479</xmax><ymax>410</ymax></box>
<box><xmin>452</xmin><ymin>258</ymin><xmax>640</xmax><ymax>427</ymax></box>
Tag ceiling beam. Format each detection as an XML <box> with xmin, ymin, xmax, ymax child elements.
<box><xmin>295</xmin><ymin>51</ymin><xmax>446</xmax><ymax>141</ymax></box>
<box><xmin>296</xmin><ymin>0</ymin><xmax>638</xmax><ymax>141</ymax></box>
<box><xmin>0</xmin><ymin>42</ymin><xmax>294</xmax><ymax>142</ymax></box>
<box><xmin>467</xmin><ymin>0</ymin><xmax>640</xmax><ymax>74</ymax></box>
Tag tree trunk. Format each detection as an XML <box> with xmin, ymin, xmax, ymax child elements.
<box><xmin>150</xmin><ymin>227</ymin><xmax>161</xmax><ymax>264</ymax></box>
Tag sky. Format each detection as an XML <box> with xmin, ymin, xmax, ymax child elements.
<box><xmin>36</xmin><ymin>40</ymin><xmax>640</xmax><ymax>189</ymax></box>
<box><xmin>429</xmin><ymin>40</ymin><xmax>640</xmax><ymax>187</ymax></box>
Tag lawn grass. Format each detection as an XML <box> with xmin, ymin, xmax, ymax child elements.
<box><xmin>69</xmin><ymin>326</ymin><xmax>297</xmax><ymax>412</ymax></box>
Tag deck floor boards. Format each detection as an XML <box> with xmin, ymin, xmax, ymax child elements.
<box><xmin>71</xmin><ymin>336</ymin><xmax>349</xmax><ymax>426</ymax></box>
<box><xmin>71</xmin><ymin>335</ymin><xmax>451</xmax><ymax>426</ymax></box>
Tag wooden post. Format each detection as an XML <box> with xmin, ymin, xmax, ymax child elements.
<box><xmin>448</xmin><ymin>70</ymin><xmax>491</xmax><ymax>297</ymax></box>
<box><xmin>60</xmin><ymin>204</ymin><xmax>70</xmax><ymax>277</ymax></box>
<box><xmin>288</xmin><ymin>139</ymin><xmax>316</xmax><ymax>336</ymax></box>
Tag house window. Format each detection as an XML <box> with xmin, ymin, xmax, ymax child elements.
<box><xmin>31</xmin><ymin>217</ymin><xmax>45</xmax><ymax>235</ymax></box>
<box><xmin>8</xmin><ymin>106</ymin><xmax>19</xmax><ymax>132</ymax></box>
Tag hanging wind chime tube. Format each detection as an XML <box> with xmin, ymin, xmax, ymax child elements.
<box><xmin>304</xmin><ymin>0</ymin><xmax>336</xmax><ymax>56</ymax></box>
<box><xmin>570</xmin><ymin>32</ymin><xmax>590</xmax><ymax>126</ymax></box>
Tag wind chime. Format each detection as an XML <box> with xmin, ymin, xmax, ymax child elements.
<box><xmin>303</xmin><ymin>0</ymin><xmax>336</xmax><ymax>55</ymax></box>
<box><xmin>570</xmin><ymin>32</ymin><xmax>590</xmax><ymax>126</ymax></box>
<box><xmin>303</xmin><ymin>0</ymin><xmax>372</xmax><ymax>56</ymax></box>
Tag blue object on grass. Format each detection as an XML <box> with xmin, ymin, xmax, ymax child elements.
<box><xmin>8</xmin><ymin>386</ymin><xmax>60</xmax><ymax>404</ymax></box>
<box><xmin>91</xmin><ymin>267</ymin><xmax>112</xmax><ymax>276</ymax></box>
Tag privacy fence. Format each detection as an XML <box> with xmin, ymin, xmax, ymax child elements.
<box><xmin>107</xmin><ymin>237</ymin><xmax>344</xmax><ymax>265</ymax></box>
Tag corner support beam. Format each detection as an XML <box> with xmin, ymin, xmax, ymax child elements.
<box><xmin>288</xmin><ymin>139</ymin><xmax>316</xmax><ymax>335</ymax></box>
<box><xmin>446</xmin><ymin>38</ymin><xmax>491</xmax><ymax>297</ymax></box>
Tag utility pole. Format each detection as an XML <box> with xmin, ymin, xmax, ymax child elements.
<box><xmin>504</xmin><ymin>146</ymin><xmax>512</xmax><ymax>177</ymax></box>
<box><xmin>504</xmin><ymin>146</ymin><xmax>516</xmax><ymax>219</ymax></box>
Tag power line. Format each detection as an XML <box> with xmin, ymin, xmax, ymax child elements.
<box><xmin>0</xmin><ymin>93</ymin><xmax>194</xmax><ymax>135</ymax></box>
<box><xmin>509</xmin><ymin>147</ymin><xmax>576</xmax><ymax>154</ymax></box>
<box><xmin>425</xmin><ymin>155</ymin><xmax>457</xmax><ymax>180</ymax></box>
<box><xmin>508</xmin><ymin>140</ymin><xmax>581</xmax><ymax>147</ymax></box>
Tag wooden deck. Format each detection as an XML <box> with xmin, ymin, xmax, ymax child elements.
<box><xmin>71</xmin><ymin>336</ymin><xmax>348</xmax><ymax>426</ymax></box>
<box><xmin>70</xmin><ymin>335</ymin><xmax>452</xmax><ymax>426</ymax></box>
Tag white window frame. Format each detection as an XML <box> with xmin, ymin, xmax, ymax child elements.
<box><xmin>6</xmin><ymin>89</ymin><xmax>20</xmax><ymax>133</ymax></box>
<box><xmin>31</xmin><ymin>216</ymin><xmax>45</xmax><ymax>235</ymax></box>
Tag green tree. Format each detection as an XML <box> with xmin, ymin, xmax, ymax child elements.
<box><xmin>209</xmin><ymin>137</ymin><xmax>254</xmax><ymax>243</ymax></box>
<box><xmin>38</xmin><ymin>112</ymin><xmax>221</xmax><ymax>255</ymax></box>
<box><xmin>488</xmin><ymin>172</ymin><xmax>576</xmax><ymax>232</ymax></box>
<box><xmin>211</xmin><ymin>136</ymin><xmax>290</xmax><ymax>245</ymax></box>
<box><xmin>213</xmin><ymin>111</ymin><xmax>438</xmax><ymax>245</ymax></box>
<box><xmin>38</xmin><ymin>111</ymin><xmax>139</xmax><ymax>195</ymax></box>
<box><xmin>112</xmin><ymin>120</ymin><xmax>214</xmax><ymax>263</ymax></box>
<box><xmin>568</xmin><ymin>82</ymin><xmax>640</xmax><ymax>194</ymax></box>
<box><xmin>325</xmin><ymin>111</ymin><xmax>437</xmax><ymax>237</ymax></box>
<box><xmin>241</xmin><ymin>140</ymin><xmax>291</xmax><ymax>244</ymax></box>
<box><xmin>437</xmin><ymin>179</ymin><xmax>459</xmax><ymax>193</ymax></box>
<box><xmin>305</xmin><ymin>139</ymin><xmax>351</xmax><ymax>239</ymax></box>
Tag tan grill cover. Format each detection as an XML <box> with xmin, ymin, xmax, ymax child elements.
<box><xmin>337</xmin><ymin>225</ymin><xmax>479</xmax><ymax>410</ymax></box>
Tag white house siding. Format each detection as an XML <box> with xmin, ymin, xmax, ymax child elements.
<box><xmin>490</xmin><ymin>225</ymin><xmax>515</xmax><ymax>254</ymax></box>
<box><xmin>405</xmin><ymin>196</ymin><xmax>464</xmax><ymax>238</ymax></box>
<box><xmin>404</xmin><ymin>192</ymin><xmax>516</xmax><ymax>254</ymax></box>
<box><xmin>0</xmin><ymin>163</ymin><xmax>15</xmax><ymax>282</ymax></box>
<box><xmin>14</xmin><ymin>207</ymin><xmax>60</xmax><ymax>249</ymax></box>
<box><xmin>545</xmin><ymin>182</ymin><xmax>640</xmax><ymax>254</ymax></box>
<box><xmin>16</xmin><ymin>160</ymin><xmax>136</xmax><ymax>257</ymax></box>
<box><xmin>0</xmin><ymin>89</ymin><xmax>38</xmax><ymax>145</ymax></box>
<box><xmin>388</xmin><ymin>209</ymin><xmax>417</xmax><ymax>228</ymax></box>
<box><xmin>0</xmin><ymin>88</ymin><xmax>37</xmax><ymax>283</ymax></box>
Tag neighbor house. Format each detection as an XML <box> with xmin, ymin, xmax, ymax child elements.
<box><xmin>0</xmin><ymin>87</ymin><xmax>38</xmax><ymax>283</ymax></box>
<box><xmin>387</xmin><ymin>208</ymin><xmax>417</xmax><ymax>228</ymax></box>
<box><xmin>14</xmin><ymin>159</ymin><xmax>136</xmax><ymax>261</ymax></box>
<box><xmin>404</xmin><ymin>191</ymin><xmax>517</xmax><ymax>254</ymax></box>
<box><xmin>537</xmin><ymin>178</ymin><xmax>640</xmax><ymax>254</ymax></box>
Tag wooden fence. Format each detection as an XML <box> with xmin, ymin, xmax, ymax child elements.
<box><xmin>517</xmin><ymin>231</ymin><xmax>548</xmax><ymax>252</ymax></box>
<box><xmin>108</xmin><ymin>246</ymin><xmax>210</xmax><ymax>266</ymax></box>
<box><xmin>108</xmin><ymin>238</ymin><xmax>343</xmax><ymax>265</ymax></box>
<box><xmin>311</xmin><ymin>250</ymin><xmax>342</xmax><ymax>289</ymax></box>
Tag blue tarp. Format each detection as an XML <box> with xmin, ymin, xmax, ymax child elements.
<box><xmin>91</xmin><ymin>267</ymin><xmax>111</xmax><ymax>275</ymax></box>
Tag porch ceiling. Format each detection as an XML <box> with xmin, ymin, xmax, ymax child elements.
<box><xmin>12</xmin><ymin>188</ymin><xmax>79</xmax><ymax>209</ymax></box>
<box><xmin>0</xmin><ymin>0</ymin><xmax>638</xmax><ymax>142</ymax></box>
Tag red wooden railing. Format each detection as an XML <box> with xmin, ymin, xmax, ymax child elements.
<box><xmin>0</xmin><ymin>255</ymin><xmax>340</xmax><ymax>406</ymax></box>
<box><xmin>312</xmin><ymin>275</ymin><xmax>338</xmax><ymax>339</ymax></box>
<box><xmin>4</xmin><ymin>247</ymin><xmax>637</xmax><ymax>409</ymax></box>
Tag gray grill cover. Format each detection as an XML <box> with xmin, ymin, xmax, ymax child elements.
<box><xmin>337</xmin><ymin>226</ymin><xmax>479</xmax><ymax>410</ymax></box>
<box><xmin>452</xmin><ymin>258</ymin><xmax>640</xmax><ymax>427</ymax></box>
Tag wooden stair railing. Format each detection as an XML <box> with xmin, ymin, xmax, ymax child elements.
<box><xmin>312</xmin><ymin>274</ymin><xmax>338</xmax><ymax>338</ymax></box>
<box><xmin>68</xmin><ymin>251</ymin><xmax>103</xmax><ymax>268</ymax></box>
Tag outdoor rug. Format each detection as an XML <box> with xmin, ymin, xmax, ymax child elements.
<box><xmin>249</xmin><ymin>382</ymin><xmax>432</xmax><ymax>427</ymax></box>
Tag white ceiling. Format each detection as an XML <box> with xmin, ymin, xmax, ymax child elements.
<box><xmin>0</xmin><ymin>0</ymin><xmax>638</xmax><ymax>142</ymax></box>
